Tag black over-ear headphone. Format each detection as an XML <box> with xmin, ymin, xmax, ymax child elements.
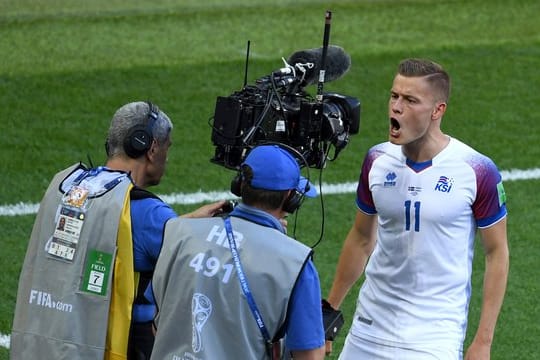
<box><xmin>230</xmin><ymin>143</ymin><xmax>311</xmax><ymax>214</ymax></box>
<box><xmin>230</xmin><ymin>171</ymin><xmax>243</xmax><ymax>197</ymax></box>
<box><xmin>282</xmin><ymin>182</ymin><xmax>310</xmax><ymax>213</ymax></box>
<box><xmin>123</xmin><ymin>101</ymin><xmax>160</xmax><ymax>159</ymax></box>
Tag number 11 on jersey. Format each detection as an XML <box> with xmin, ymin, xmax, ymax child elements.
<box><xmin>404</xmin><ymin>200</ymin><xmax>421</xmax><ymax>232</ymax></box>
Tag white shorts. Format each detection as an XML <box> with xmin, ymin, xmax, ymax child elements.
<box><xmin>338</xmin><ymin>332</ymin><xmax>462</xmax><ymax>360</ymax></box>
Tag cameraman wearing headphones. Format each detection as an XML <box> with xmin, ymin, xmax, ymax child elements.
<box><xmin>11</xmin><ymin>101</ymin><xmax>226</xmax><ymax>360</ymax></box>
<box><xmin>150</xmin><ymin>145</ymin><xmax>326</xmax><ymax>360</ymax></box>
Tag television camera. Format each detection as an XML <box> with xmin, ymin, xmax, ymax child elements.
<box><xmin>209</xmin><ymin>43</ymin><xmax>361</xmax><ymax>170</ymax></box>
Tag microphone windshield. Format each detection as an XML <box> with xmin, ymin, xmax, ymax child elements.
<box><xmin>287</xmin><ymin>45</ymin><xmax>351</xmax><ymax>86</ymax></box>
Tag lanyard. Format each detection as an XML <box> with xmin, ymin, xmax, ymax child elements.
<box><xmin>72</xmin><ymin>166</ymin><xmax>105</xmax><ymax>184</ymax></box>
<box><xmin>223</xmin><ymin>217</ymin><xmax>272</xmax><ymax>344</ymax></box>
<box><xmin>72</xmin><ymin>166</ymin><xmax>126</xmax><ymax>191</ymax></box>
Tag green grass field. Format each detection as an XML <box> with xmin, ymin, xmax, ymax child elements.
<box><xmin>1</xmin><ymin>0</ymin><xmax>540</xmax><ymax>359</ymax></box>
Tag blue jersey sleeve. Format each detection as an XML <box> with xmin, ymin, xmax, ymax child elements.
<box><xmin>284</xmin><ymin>260</ymin><xmax>325</xmax><ymax>351</ymax></box>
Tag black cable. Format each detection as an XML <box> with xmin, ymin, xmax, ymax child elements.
<box><xmin>309</xmin><ymin>145</ymin><xmax>330</xmax><ymax>249</ymax></box>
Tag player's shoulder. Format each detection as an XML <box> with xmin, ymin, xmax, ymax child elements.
<box><xmin>366</xmin><ymin>141</ymin><xmax>401</xmax><ymax>161</ymax></box>
<box><xmin>447</xmin><ymin>137</ymin><xmax>500</xmax><ymax>172</ymax></box>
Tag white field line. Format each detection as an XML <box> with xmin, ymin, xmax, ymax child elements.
<box><xmin>1</xmin><ymin>167</ymin><xmax>540</xmax><ymax>349</ymax></box>
<box><xmin>0</xmin><ymin>334</ymin><xmax>9</xmax><ymax>350</ymax></box>
<box><xmin>1</xmin><ymin>168</ymin><xmax>540</xmax><ymax>218</ymax></box>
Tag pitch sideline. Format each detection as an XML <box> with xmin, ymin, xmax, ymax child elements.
<box><xmin>1</xmin><ymin>167</ymin><xmax>540</xmax><ymax>218</ymax></box>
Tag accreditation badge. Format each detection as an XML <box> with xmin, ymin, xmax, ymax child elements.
<box><xmin>80</xmin><ymin>249</ymin><xmax>113</xmax><ymax>296</ymax></box>
<box><xmin>47</xmin><ymin>186</ymin><xmax>89</xmax><ymax>261</ymax></box>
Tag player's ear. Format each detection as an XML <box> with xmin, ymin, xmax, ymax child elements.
<box><xmin>432</xmin><ymin>101</ymin><xmax>446</xmax><ymax>120</ymax></box>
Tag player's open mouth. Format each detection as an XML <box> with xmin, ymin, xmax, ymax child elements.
<box><xmin>391</xmin><ymin>117</ymin><xmax>400</xmax><ymax>130</ymax></box>
<box><xmin>389</xmin><ymin>117</ymin><xmax>401</xmax><ymax>138</ymax></box>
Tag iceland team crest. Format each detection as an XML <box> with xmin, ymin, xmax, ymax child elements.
<box><xmin>434</xmin><ymin>176</ymin><xmax>453</xmax><ymax>193</ymax></box>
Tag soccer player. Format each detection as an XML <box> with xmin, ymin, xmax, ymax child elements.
<box><xmin>326</xmin><ymin>59</ymin><xmax>509</xmax><ymax>359</ymax></box>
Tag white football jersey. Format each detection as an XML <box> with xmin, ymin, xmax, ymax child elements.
<box><xmin>351</xmin><ymin>137</ymin><xmax>507</xmax><ymax>350</ymax></box>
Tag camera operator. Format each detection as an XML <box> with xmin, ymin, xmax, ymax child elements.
<box><xmin>150</xmin><ymin>145</ymin><xmax>326</xmax><ymax>360</ymax></box>
<box><xmin>10</xmin><ymin>101</ymin><xmax>226</xmax><ymax>360</ymax></box>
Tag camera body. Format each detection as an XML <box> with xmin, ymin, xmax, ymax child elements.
<box><xmin>210</xmin><ymin>66</ymin><xmax>360</xmax><ymax>169</ymax></box>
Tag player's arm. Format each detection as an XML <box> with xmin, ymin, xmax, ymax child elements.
<box><xmin>324</xmin><ymin>210</ymin><xmax>376</xmax><ymax>355</ymax></box>
<box><xmin>465</xmin><ymin>217</ymin><xmax>509</xmax><ymax>360</ymax></box>
<box><xmin>327</xmin><ymin>209</ymin><xmax>378</xmax><ymax>309</ymax></box>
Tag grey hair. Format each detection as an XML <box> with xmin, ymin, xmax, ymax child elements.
<box><xmin>106</xmin><ymin>101</ymin><xmax>173</xmax><ymax>157</ymax></box>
